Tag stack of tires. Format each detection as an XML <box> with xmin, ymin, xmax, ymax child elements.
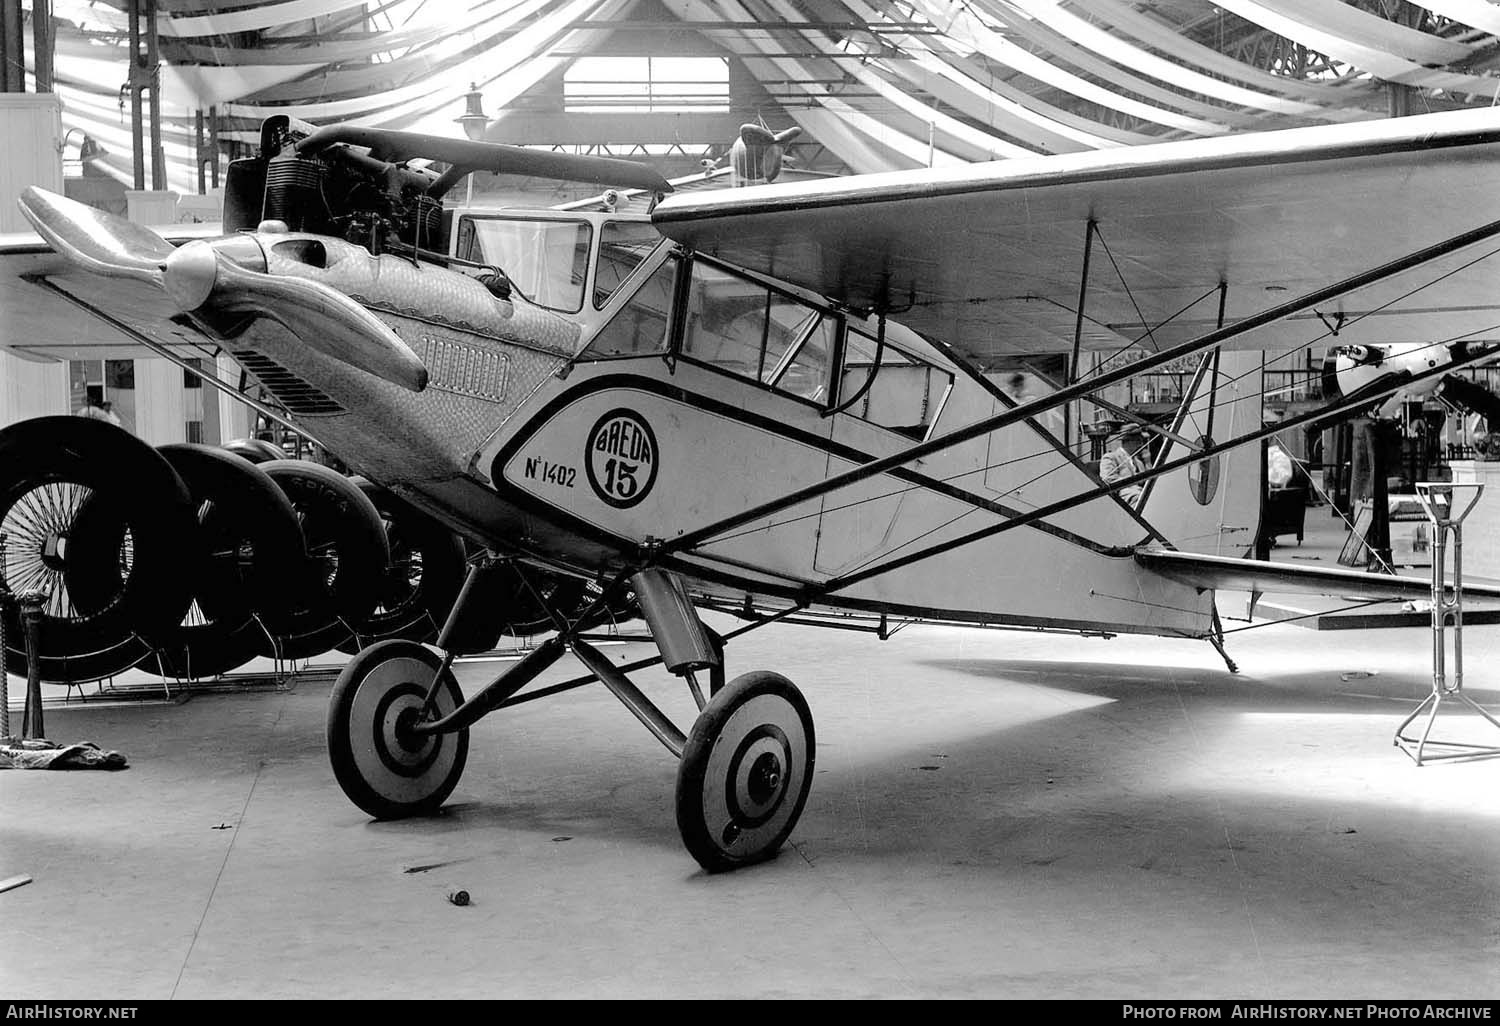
<box><xmin>0</xmin><ymin>418</ymin><xmax>470</xmax><ymax>683</ymax></box>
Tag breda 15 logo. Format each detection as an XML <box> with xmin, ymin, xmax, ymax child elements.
<box><xmin>585</xmin><ymin>408</ymin><xmax>658</xmax><ymax>508</ymax></box>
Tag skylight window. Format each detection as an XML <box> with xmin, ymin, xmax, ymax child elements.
<box><xmin>564</xmin><ymin>56</ymin><xmax>729</xmax><ymax>113</ymax></box>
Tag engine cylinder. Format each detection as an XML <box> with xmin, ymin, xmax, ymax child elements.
<box><xmin>262</xmin><ymin>156</ymin><xmax>328</xmax><ymax>233</ymax></box>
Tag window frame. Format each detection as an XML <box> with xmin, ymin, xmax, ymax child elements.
<box><xmin>593</xmin><ymin>219</ymin><xmax>667</xmax><ymax>311</ymax></box>
<box><xmin>670</xmin><ymin>254</ymin><xmax>841</xmax><ymax>412</ymax></box>
<box><xmin>573</xmin><ymin>249</ymin><xmax>682</xmax><ymax>363</ymax></box>
<box><xmin>835</xmin><ymin>325</ymin><xmax>956</xmax><ymax>442</ymax></box>
<box><xmin>453</xmin><ymin>213</ymin><xmax>596</xmax><ymax>315</ymax></box>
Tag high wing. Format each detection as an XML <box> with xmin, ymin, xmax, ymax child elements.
<box><xmin>0</xmin><ymin>224</ymin><xmax>223</xmax><ymax>363</ymax></box>
<box><xmin>651</xmin><ymin>106</ymin><xmax>1500</xmax><ymax>361</ymax></box>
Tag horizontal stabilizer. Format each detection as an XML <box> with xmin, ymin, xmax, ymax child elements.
<box><xmin>1134</xmin><ymin>547</ymin><xmax>1500</xmax><ymax>602</ymax></box>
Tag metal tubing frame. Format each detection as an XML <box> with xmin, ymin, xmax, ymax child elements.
<box><xmin>411</xmin><ymin>635</ymin><xmax>566</xmax><ymax>736</ymax></box>
<box><xmin>571</xmin><ymin>638</ymin><xmax>686</xmax><ymax>757</ymax></box>
<box><xmin>1394</xmin><ymin>483</ymin><xmax>1500</xmax><ymax>765</ymax></box>
<box><xmin>663</xmin><ymin>214</ymin><xmax>1500</xmax><ymax>558</ymax></box>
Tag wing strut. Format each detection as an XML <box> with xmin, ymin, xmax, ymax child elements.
<box><xmin>1068</xmin><ymin>218</ymin><xmax>1096</xmax><ymax>387</ymax></box>
<box><xmin>806</xmin><ymin>341</ymin><xmax>1500</xmax><ymax>599</ymax></box>
<box><xmin>661</xmin><ymin>213</ymin><xmax>1500</xmax><ymax>558</ymax></box>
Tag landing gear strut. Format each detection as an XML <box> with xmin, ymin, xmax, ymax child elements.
<box><xmin>324</xmin><ymin>559</ymin><xmax>815</xmax><ymax>871</ymax></box>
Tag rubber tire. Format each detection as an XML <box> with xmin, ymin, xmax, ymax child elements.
<box><xmin>335</xmin><ymin>479</ymin><xmax>467</xmax><ymax>654</ymax></box>
<box><xmin>257</xmin><ymin>461</ymin><xmax>389</xmax><ymax>660</ymax></box>
<box><xmin>326</xmin><ymin>639</ymin><xmax>469</xmax><ymax>819</ymax></box>
<box><xmin>675</xmin><ymin>670</ymin><xmax>816</xmax><ymax>873</ymax></box>
<box><xmin>0</xmin><ymin>417</ymin><xmax>196</xmax><ymax>683</ymax></box>
<box><xmin>143</xmin><ymin>444</ymin><xmax>308</xmax><ymax>679</ymax></box>
<box><xmin>222</xmin><ymin>437</ymin><xmax>285</xmax><ymax>464</ymax></box>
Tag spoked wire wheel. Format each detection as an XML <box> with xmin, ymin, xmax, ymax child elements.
<box><xmin>0</xmin><ymin>417</ymin><xmax>195</xmax><ymax>683</ymax></box>
<box><xmin>2</xmin><ymin>480</ymin><xmax>148</xmax><ymax>682</ymax></box>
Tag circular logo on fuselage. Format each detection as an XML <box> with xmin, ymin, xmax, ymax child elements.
<box><xmin>1187</xmin><ymin>434</ymin><xmax>1220</xmax><ymax>506</ymax></box>
<box><xmin>585</xmin><ymin>409</ymin><xmax>658</xmax><ymax>508</ymax></box>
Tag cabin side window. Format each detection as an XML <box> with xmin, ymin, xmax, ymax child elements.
<box><xmin>456</xmin><ymin>216</ymin><xmax>593</xmax><ymax>313</ymax></box>
<box><xmin>679</xmin><ymin>260</ymin><xmax>830</xmax><ymax>403</ymax></box>
<box><xmin>838</xmin><ymin>330</ymin><xmax>953</xmax><ymax>439</ymax></box>
<box><xmin>579</xmin><ymin>255</ymin><xmax>678</xmax><ymax>358</ymax></box>
<box><xmin>594</xmin><ymin>221</ymin><xmax>663</xmax><ymax>309</ymax></box>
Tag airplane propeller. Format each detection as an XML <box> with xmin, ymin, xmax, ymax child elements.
<box><xmin>19</xmin><ymin>187</ymin><xmax>428</xmax><ymax>393</ymax></box>
<box><xmin>20</xmin><ymin>186</ymin><xmax>173</xmax><ymax>285</ymax></box>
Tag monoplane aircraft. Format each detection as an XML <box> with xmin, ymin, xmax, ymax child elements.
<box><xmin>10</xmin><ymin>106</ymin><xmax>1500</xmax><ymax>871</ymax></box>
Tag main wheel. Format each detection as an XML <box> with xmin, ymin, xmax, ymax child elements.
<box><xmin>326</xmin><ymin>639</ymin><xmax>469</xmax><ymax>819</ymax></box>
<box><xmin>675</xmin><ymin>670</ymin><xmax>815</xmax><ymax>873</ymax></box>
<box><xmin>0</xmin><ymin>417</ymin><xmax>197</xmax><ymax>682</ymax></box>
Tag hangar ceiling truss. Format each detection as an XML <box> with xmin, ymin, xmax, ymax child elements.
<box><xmin>12</xmin><ymin>0</ymin><xmax>1500</xmax><ymax>194</ymax></box>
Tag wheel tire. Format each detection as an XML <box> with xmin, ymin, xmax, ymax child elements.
<box><xmin>143</xmin><ymin>444</ymin><xmax>307</xmax><ymax>679</ymax></box>
<box><xmin>335</xmin><ymin>479</ymin><xmax>467</xmax><ymax>655</ymax></box>
<box><xmin>675</xmin><ymin>670</ymin><xmax>816</xmax><ymax>873</ymax></box>
<box><xmin>257</xmin><ymin>461</ymin><xmax>389</xmax><ymax>660</ymax></box>
<box><xmin>0</xmin><ymin>417</ymin><xmax>196</xmax><ymax>683</ymax></box>
<box><xmin>222</xmin><ymin>437</ymin><xmax>285</xmax><ymax>464</ymax></box>
<box><xmin>327</xmin><ymin>639</ymin><xmax>469</xmax><ymax>819</ymax></box>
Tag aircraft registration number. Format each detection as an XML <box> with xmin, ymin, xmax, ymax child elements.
<box><xmin>524</xmin><ymin>457</ymin><xmax>576</xmax><ymax>488</ymax></box>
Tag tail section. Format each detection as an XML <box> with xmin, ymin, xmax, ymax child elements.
<box><xmin>1138</xmin><ymin>349</ymin><xmax>1264</xmax><ymax>556</ymax></box>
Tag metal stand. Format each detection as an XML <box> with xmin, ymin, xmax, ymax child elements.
<box><xmin>1393</xmin><ymin>483</ymin><xmax>1500</xmax><ymax>765</ymax></box>
<box><xmin>18</xmin><ymin>590</ymin><xmax>46</xmax><ymax>741</ymax></box>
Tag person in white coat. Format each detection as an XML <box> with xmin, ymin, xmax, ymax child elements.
<box><xmin>1100</xmin><ymin>425</ymin><xmax>1150</xmax><ymax>504</ymax></box>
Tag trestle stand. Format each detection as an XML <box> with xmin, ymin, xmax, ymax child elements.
<box><xmin>1393</xmin><ymin>484</ymin><xmax>1500</xmax><ymax>765</ymax></box>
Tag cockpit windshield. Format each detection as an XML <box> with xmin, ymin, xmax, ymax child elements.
<box><xmin>455</xmin><ymin>216</ymin><xmax>593</xmax><ymax>313</ymax></box>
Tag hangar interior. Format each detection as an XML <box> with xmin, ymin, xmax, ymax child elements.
<box><xmin>4</xmin><ymin>0</ymin><xmax>1500</xmax><ymax>1001</ymax></box>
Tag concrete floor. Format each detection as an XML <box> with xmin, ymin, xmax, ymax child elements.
<box><xmin>5</xmin><ymin>600</ymin><xmax>1500</xmax><ymax>1000</ymax></box>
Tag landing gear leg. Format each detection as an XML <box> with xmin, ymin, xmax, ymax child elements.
<box><xmin>605</xmin><ymin>570</ymin><xmax>816</xmax><ymax>871</ymax></box>
<box><xmin>324</xmin><ymin>557</ymin><xmax>817</xmax><ymax>870</ymax></box>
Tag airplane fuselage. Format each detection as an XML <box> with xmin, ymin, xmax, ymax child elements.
<box><xmin>196</xmin><ymin>206</ymin><xmax>1223</xmax><ymax>640</ymax></box>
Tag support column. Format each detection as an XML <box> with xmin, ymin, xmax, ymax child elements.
<box><xmin>0</xmin><ymin>0</ymin><xmax>23</xmax><ymax>93</ymax></box>
<box><xmin>31</xmin><ymin>0</ymin><xmax>52</xmax><ymax>92</ymax></box>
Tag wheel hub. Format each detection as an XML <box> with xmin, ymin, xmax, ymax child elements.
<box><xmin>39</xmin><ymin>532</ymin><xmax>68</xmax><ymax>571</ymax></box>
<box><xmin>747</xmin><ymin>751</ymin><xmax>782</xmax><ymax>805</ymax></box>
<box><xmin>391</xmin><ymin>703</ymin><xmax>427</xmax><ymax>753</ymax></box>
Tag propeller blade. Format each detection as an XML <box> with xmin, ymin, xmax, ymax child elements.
<box><xmin>17</xmin><ymin>187</ymin><xmax>172</xmax><ymax>285</ymax></box>
<box><xmin>295</xmin><ymin>125</ymin><xmax>674</xmax><ymax>197</ymax></box>
<box><xmin>163</xmin><ymin>242</ymin><xmax>428</xmax><ymax>393</ymax></box>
